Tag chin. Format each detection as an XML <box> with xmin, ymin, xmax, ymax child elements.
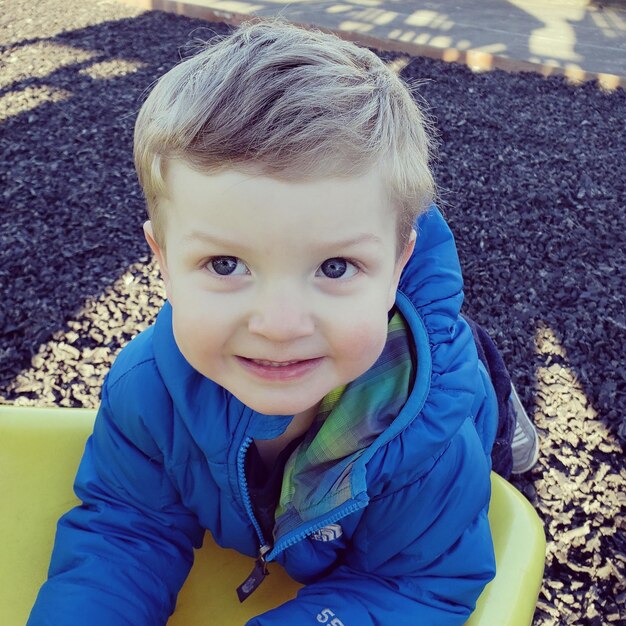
<box><xmin>248</xmin><ymin>402</ymin><xmax>310</xmax><ymax>417</ymax></box>
<box><xmin>237</xmin><ymin>393</ymin><xmax>318</xmax><ymax>417</ymax></box>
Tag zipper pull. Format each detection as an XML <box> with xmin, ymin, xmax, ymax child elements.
<box><xmin>236</xmin><ymin>544</ymin><xmax>271</xmax><ymax>602</ymax></box>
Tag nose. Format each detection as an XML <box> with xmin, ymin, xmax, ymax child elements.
<box><xmin>248</xmin><ymin>285</ymin><xmax>315</xmax><ymax>342</ymax></box>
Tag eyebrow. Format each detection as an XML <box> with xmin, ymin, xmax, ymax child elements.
<box><xmin>183</xmin><ymin>232</ymin><xmax>244</xmax><ymax>248</ymax></box>
<box><xmin>325</xmin><ymin>233</ymin><xmax>384</xmax><ymax>248</ymax></box>
<box><xmin>183</xmin><ymin>231</ymin><xmax>384</xmax><ymax>249</ymax></box>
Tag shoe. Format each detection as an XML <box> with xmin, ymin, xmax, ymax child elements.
<box><xmin>510</xmin><ymin>384</ymin><xmax>539</xmax><ymax>474</ymax></box>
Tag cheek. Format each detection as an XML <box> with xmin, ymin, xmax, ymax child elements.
<box><xmin>170</xmin><ymin>297</ymin><xmax>234</xmax><ymax>366</ymax></box>
<box><xmin>331</xmin><ymin>309</ymin><xmax>389</xmax><ymax>370</ymax></box>
<box><xmin>171</xmin><ymin>285</ymin><xmax>239</xmax><ymax>333</ymax></box>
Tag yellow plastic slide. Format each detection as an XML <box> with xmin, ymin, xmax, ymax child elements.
<box><xmin>0</xmin><ymin>406</ymin><xmax>545</xmax><ymax>625</ymax></box>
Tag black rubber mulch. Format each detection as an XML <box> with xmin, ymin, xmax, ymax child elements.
<box><xmin>1</xmin><ymin>1</ymin><xmax>624</xmax><ymax>624</ymax></box>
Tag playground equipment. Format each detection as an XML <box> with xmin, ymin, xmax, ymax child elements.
<box><xmin>0</xmin><ymin>405</ymin><xmax>545</xmax><ymax>625</ymax></box>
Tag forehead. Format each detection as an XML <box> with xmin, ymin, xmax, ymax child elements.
<box><xmin>163</xmin><ymin>160</ymin><xmax>398</xmax><ymax>248</ymax></box>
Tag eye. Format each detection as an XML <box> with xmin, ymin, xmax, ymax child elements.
<box><xmin>317</xmin><ymin>258</ymin><xmax>359</xmax><ymax>279</ymax></box>
<box><xmin>207</xmin><ymin>256</ymin><xmax>249</xmax><ymax>276</ymax></box>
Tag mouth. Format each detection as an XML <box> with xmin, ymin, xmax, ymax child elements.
<box><xmin>246</xmin><ymin>358</ymin><xmax>304</xmax><ymax>368</ymax></box>
<box><xmin>236</xmin><ymin>356</ymin><xmax>324</xmax><ymax>381</ymax></box>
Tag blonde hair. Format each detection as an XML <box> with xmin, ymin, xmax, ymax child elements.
<box><xmin>134</xmin><ymin>18</ymin><xmax>435</xmax><ymax>253</ymax></box>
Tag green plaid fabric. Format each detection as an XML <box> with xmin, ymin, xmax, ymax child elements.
<box><xmin>274</xmin><ymin>310</ymin><xmax>415</xmax><ymax>540</ymax></box>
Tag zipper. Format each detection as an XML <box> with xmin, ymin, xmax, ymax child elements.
<box><xmin>235</xmin><ymin>435</ymin><xmax>368</xmax><ymax>601</ymax></box>
<box><xmin>237</xmin><ymin>436</ymin><xmax>268</xmax><ymax>549</ymax></box>
<box><xmin>236</xmin><ymin>543</ymin><xmax>271</xmax><ymax>602</ymax></box>
<box><xmin>236</xmin><ymin>436</ymin><xmax>272</xmax><ymax>601</ymax></box>
<box><xmin>268</xmin><ymin>498</ymin><xmax>365</xmax><ymax>561</ymax></box>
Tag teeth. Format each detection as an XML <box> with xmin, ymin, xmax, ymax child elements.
<box><xmin>252</xmin><ymin>359</ymin><xmax>300</xmax><ymax>367</ymax></box>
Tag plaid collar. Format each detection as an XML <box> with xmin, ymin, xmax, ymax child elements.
<box><xmin>274</xmin><ymin>309</ymin><xmax>415</xmax><ymax>540</ymax></box>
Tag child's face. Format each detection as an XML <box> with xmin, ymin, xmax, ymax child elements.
<box><xmin>145</xmin><ymin>160</ymin><xmax>415</xmax><ymax>418</ymax></box>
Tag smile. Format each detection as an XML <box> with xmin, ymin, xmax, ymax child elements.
<box><xmin>236</xmin><ymin>356</ymin><xmax>324</xmax><ymax>381</ymax></box>
<box><xmin>249</xmin><ymin>359</ymin><xmax>302</xmax><ymax>367</ymax></box>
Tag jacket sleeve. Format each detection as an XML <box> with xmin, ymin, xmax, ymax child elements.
<box><xmin>27</xmin><ymin>372</ymin><xmax>205</xmax><ymax>626</ymax></box>
<box><xmin>246</xmin><ymin>430</ymin><xmax>495</xmax><ymax>626</ymax></box>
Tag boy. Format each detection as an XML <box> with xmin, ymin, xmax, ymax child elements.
<box><xmin>28</xmin><ymin>18</ymin><xmax>537</xmax><ymax>625</ymax></box>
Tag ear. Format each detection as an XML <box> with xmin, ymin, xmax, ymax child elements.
<box><xmin>387</xmin><ymin>228</ymin><xmax>417</xmax><ymax>310</ymax></box>
<box><xmin>143</xmin><ymin>221</ymin><xmax>171</xmax><ymax>296</ymax></box>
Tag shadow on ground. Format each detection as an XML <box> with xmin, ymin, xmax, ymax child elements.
<box><xmin>1</xmin><ymin>10</ymin><xmax>232</xmax><ymax>390</ymax></box>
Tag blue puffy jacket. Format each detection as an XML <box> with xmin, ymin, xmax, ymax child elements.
<box><xmin>28</xmin><ymin>206</ymin><xmax>498</xmax><ymax>625</ymax></box>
